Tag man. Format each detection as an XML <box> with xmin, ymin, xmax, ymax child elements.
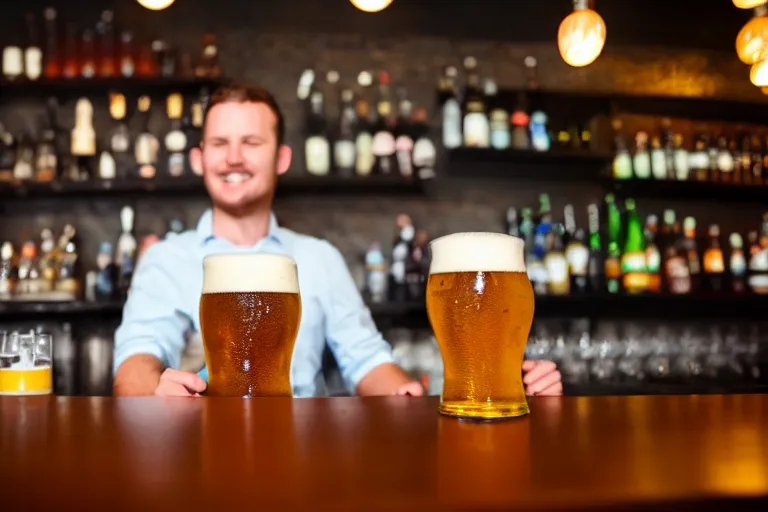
<box><xmin>112</xmin><ymin>83</ymin><xmax>563</xmax><ymax>398</ymax></box>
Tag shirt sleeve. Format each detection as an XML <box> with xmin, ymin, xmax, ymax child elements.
<box><xmin>319</xmin><ymin>241</ymin><xmax>394</xmax><ymax>394</ymax></box>
<box><xmin>112</xmin><ymin>243</ymin><xmax>191</xmax><ymax>374</ymax></box>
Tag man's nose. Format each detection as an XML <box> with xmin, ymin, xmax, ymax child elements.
<box><xmin>226</xmin><ymin>143</ymin><xmax>244</xmax><ymax>166</ymax></box>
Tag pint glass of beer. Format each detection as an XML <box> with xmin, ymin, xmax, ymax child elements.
<box><xmin>199</xmin><ymin>253</ymin><xmax>302</xmax><ymax>397</ymax></box>
<box><xmin>426</xmin><ymin>232</ymin><xmax>534</xmax><ymax>420</ymax></box>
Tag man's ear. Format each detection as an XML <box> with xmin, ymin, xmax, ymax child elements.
<box><xmin>190</xmin><ymin>145</ymin><xmax>203</xmax><ymax>172</ymax></box>
<box><xmin>276</xmin><ymin>144</ymin><xmax>292</xmax><ymax>176</ymax></box>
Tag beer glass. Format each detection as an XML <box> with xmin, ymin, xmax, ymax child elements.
<box><xmin>426</xmin><ymin>232</ymin><xmax>534</xmax><ymax>420</ymax></box>
<box><xmin>199</xmin><ymin>253</ymin><xmax>302</xmax><ymax>397</ymax></box>
<box><xmin>0</xmin><ymin>332</ymin><xmax>53</xmax><ymax>395</ymax></box>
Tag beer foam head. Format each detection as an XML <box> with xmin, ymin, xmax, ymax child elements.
<box><xmin>202</xmin><ymin>253</ymin><xmax>300</xmax><ymax>294</ymax></box>
<box><xmin>429</xmin><ymin>232</ymin><xmax>526</xmax><ymax>274</ymax></box>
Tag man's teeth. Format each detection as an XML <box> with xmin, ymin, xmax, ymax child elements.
<box><xmin>222</xmin><ymin>172</ymin><xmax>252</xmax><ymax>183</ymax></box>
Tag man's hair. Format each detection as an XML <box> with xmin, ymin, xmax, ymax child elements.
<box><xmin>202</xmin><ymin>83</ymin><xmax>286</xmax><ymax>147</ymax></box>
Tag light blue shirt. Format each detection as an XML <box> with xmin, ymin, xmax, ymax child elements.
<box><xmin>113</xmin><ymin>209</ymin><xmax>395</xmax><ymax>397</ymax></box>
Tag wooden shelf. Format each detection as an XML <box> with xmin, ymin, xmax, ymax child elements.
<box><xmin>0</xmin><ymin>77</ymin><xmax>222</xmax><ymax>100</ymax></box>
<box><xmin>0</xmin><ymin>174</ymin><xmax>427</xmax><ymax>201</ymax></box>
<box><xmin>610</xmin><ymin>178</ymin><xmax>768</xmax><ymax>205</ymax></box>
<box><xmin>445</xmin><ymin>147</ymin><xmax>612</xmax><ymax>182</ymax></box>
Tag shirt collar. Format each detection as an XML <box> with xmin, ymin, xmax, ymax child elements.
<box><xmin>195</xmin><ymin>209</ymin><xmax>284</xmax><ymax>247</ymax></box>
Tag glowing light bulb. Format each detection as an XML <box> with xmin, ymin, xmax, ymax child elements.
<box><xmin>137</xmin><ymin>0</ymin><xmax>175</xmax><ymax>11</ymax></box>
<box><xmin>736</xmin><ymin>5</ymin><xmax>768</xmax><ymax>64</ymax></box>
<box><xmin>558</xmin><ymin>1</ymin><xmax>607</xmax><ymax>68</ymax></box>
<box><xmin>733</xmin><ymin>0</ymin><xmax>768</xmax><ymax>9</ymax></box>
<box><xmin>350</xmin><ymin>0</ymin><xmax>393</xmax><ymax>13</ymax></box>
<box><xmin>750</xmin><ymin>58</ymin><xmax>768</xmax><ymax>86</ymax></box>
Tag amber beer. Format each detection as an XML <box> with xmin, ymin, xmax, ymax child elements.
<box><xmin>199</xmin><ymin>253</ymin><xmax>302</xmax><ymax>397</ymax></box>
<box><xmin>426</xmin><ymin>232</ymin><xmax>534</xmax><ymax>420</ymax></box>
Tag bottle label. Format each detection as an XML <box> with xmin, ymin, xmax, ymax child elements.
<box><xmin>2</xmin><ymin>47</ymin><xmax>23</xmax><ymax>78</ymax></box>
<box><xmin>730</xmin><ymin>253</ymin><xmax>746</xmax><ymax>276</ymax></box>
<box><xmin>395</xmin><ymin>135</ymin><xmax>414</xmax><ymax>177</ymax></box>
<box><xmin>463</xmin><ymin>113</ymin><xmax>490</xmax><ymax>147</ymax></box>
<box><xmin>545</xmin><ymin>256</ymin><xmax>569</xmax><ymax>295</ymax></box>
<box><xmin>412</xmin><ymin>138</ymin><xmax>436</xmax><ymax>168</ymax></box>
<box><xmin>334</xmin><ymin>140</ymin><xmax>355</xmax><ymax>170</ymax></box>
<box><xmin>651</xmin><ymin>149</ymin><xmax>667</xmax><ymax>179</ymax></box>
<box><xmin>111</xmin><ymin>131</ymin><xmax>130</xmax><ymax>153</ymax></box>
<box><xmin>490</xmin><ymin>129</ymin><xmax>511</xmax><ymax>150</ymax></box>
<box><xmin>165</xmin><ymin>131</ymin><xmax>187</xmax><ymax>153</ymax></box>
<box><xmin>168</xmin><ymin>153</ymin><xmax>185</xmax><ymax>177</ymax></box>
<box><xmin>371</xmin><ymin>131</ymin><xmax>396</xmax><ymax>157</ymax></box>
<box><xmin>703</xmin><ymin>248</ymin><xmax>725</xmax><ymax>274</ymax></box>
<box><xmin>24</xmin><ymin>48</ymin><xmax>42</xmax><ymax>80</ymax></box>
<box><xmin>98</xmin><ymin>152</ymin><xmax>117</xmax><ymax>180</ymax></box>
<box><xmin>718</xmin><ymin>151</ymin><xmax>734</xmax><ymax>172</ymax></box>
<box><xmin>613</xmin><ymin>152</ymin><xmax>632</xmax><ymax>180</ymax></box>
<box><xmin>621</xmin><ymin>251</ymin><xmax>646</xmax><ymax>274</ymax></box>
<box><xmin>604</xmin><ymin>256</ymin><xmax>621</xmax><ymax>280</ymax></box>
<box><xmin>305</xmin><ymin>136</ymin><xmax>330</xmax><ymax>176</ymax></box>
<box><xmin>748</xmin><ymin>274</ymin><xmax>768</xmax><ymax>294</ymax></box>
<box><xmin>674</xmin><ymin>149</ymin><xmax>689</xmax><ymax>179</ymax></box>
<box><xmin>646</xmin><ymin>246</ymin><xmax>661</xmax><ymax>273</ymax></box>
<box><xmin>442</xmin><ymin>100</ymin><xmax>462</xmax><ymax>149</ymax></box>
<box><xmin>633</xmin><ymin>152</ymin><xmax>651</xmax><ymax>179</ymax></box>
<box><xmin>565</xmin><ymin>244</ymin><xmax>589</xmax><ymax>276</ymax></box>
<box><xmin>355</xmin><ymin>133</ymin><xmax>374</xmax><ymax>176</ymax></box>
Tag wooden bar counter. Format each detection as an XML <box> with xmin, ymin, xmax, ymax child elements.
<box><xmin>1</xmin><ymin>394</ymin><xmax>767</xmax><ymax>511</ymax></box>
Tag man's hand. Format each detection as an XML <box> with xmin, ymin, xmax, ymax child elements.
<box><xmin>394</xmin><ymin>381</ymin><xmax>425</xmax><ymax>396</ymax></box>
<box><xmin>155</xmin><ymin>368</ymin><xmax>207</xmax><ymax>397</ymax></box>
<box><xmin>522</xmin><ymin>360</ymin><xmax>563</xmax><ymax>396</ymax></box>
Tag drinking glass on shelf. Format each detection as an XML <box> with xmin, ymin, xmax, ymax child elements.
<box><xmin>0</xmin><ymin>331</ymin><xmax>53</xmax><ymax>396</ymax></box>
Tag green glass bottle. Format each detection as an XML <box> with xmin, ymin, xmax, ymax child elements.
<box><xmin>604</xmin><ymin>194</ymin><xmax>622</xmax><ymax>294</ymax></box>
<box><xmin>621</xmin><ymin>198</ymin><xmax>648</xmax><ymax>293</ymax></box>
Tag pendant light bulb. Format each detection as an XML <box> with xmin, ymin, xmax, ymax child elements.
<box><xmin>558</xmin><ymin>0</ymin><xmax>607</xmax><ymax>68</ymax></box>
<box><xmin>750</xmin><ymin>58</ymin><xmax>768</xmax><ymax>86</ymax></box>
<box><xmin>350</xmin><ymin>0</ymin><xmax>393</xmax><ymax>13</ymax></box>
<box><xmin>137</xmin><ymin>0</ymin><xmax>175</xmax><ymax>11</ymax></box>
<box><xmin>736</xmin><ymin>6</ymin><xmax>768</xmax><ymax>64</ymax></box>
<box><xmin>733</xmin><ymin>0</ymin><xmax>768</xmax><ymax>9</ymax></box>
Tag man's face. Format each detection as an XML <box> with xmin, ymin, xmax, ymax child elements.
<box><xmin>194</xmin><ymin>101</ymin><xmax>290</xmax><ymax>214</ymax></box>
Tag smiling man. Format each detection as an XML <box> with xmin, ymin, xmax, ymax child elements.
<box><xmin>112</xmin><ymin>83</ymin><xmax>564</xmax><ymax>398</ymax></box>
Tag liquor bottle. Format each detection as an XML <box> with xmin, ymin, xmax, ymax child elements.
<box><xmin>545</xmin><ymin>224</ymin><xmax>570</xmax><ymax>296</ymax></box>
<box><xmin>748</xmin><ymin>214</ymin><xmax>768</xmax><ymax>294</ymax></box>
<box><xmin>672</xmin><ymin>133</ymin><xmax>689</xmax><ymax>180</ymax></box>
<box><xmin>731</xmin><ymin>136</ymin><xmax>744</xmax><ymax>184</ymax></box>
<box><xmin>716</xmin><ymin>135</ymin><xmax>734</xmax><ymax>183</ymax></box>
<box><xmin>393</xmin><ymin>90</ymin><xmax>415</xmax><ymax>178</ymax></box>
<box><xmin>95</xmin><ymin>242</ymin><xmax>117</xmax><ymax>300</ymax></box>
<box><xmin>305</xmin><ymin>89</ymin><xmax>330</xmax><ymax>176</ymax></box>
<box><xmin>13</xmin><ymin>134</ymin><xmax>35</xmax><ymax>181</ymax></box>
<box><xmin>688</xmin><ymin>133</ymin><xmax>709</xmax><ymax>182</ymax></box>
<box><xmin>134</xmin><ymin>96</ymin><xmax>159</xmax><ymax>179</ymax></box>
<box><xmin>55</xmin><ymin>225</ymin><xmax>79</xmax><ymax>299</ymax></box>
<box><xmin>2</xmin><ymin>30</ymin><xmax>23</xmax><ymax>81</ymax></box>
<box><xmin>729</xmin><ymin>233</ymin><xmax>747</xmax><ymax>294</ymax></box>
<box><xmin>98</xmin><ymin>11</ymin><xmax>117</xmax><ymax>77</ymax></box>
<box><xmin>354</xmin><ymin>71</ymin><xmax>375</xmax><ymax>177</ymax></box>
<box><xmin>621</xmin><ymin>199</ymin><xmax>647</xmax><ymax>294</ymax></box>
<box><xmin>165</xmin><ymin>93</ymin><xmax>187</xmax><ymax>177</ymax></box>
<box><xmin>739</xmin><ymin>133</ymin><xmax>753</xmax><ymax>185</ymax></box>
<box><xmin>0</xmin><ymin>242</ymin><xmax>15</xmax><ymax>299</ymax></box>
<box><xmin>750</xmin><ymin>134</ymin><xmax>763</xmax><ymax>186</ymax></box>
<box><xmin>119</xmin><ymin>31</ymin><xmax>135</xmax><ymax>78</ymax></box>
<box><xmin>16</xmin><ymin>241</ymin><xmax>38</xmax><ymax>296</ymax></box>
<box><xmin>406</xmin><ymin>229</ymin><xmax>429</xmax><ymax>300</ymax></box>
<box><xmin>389</xmin><ymin>214</ymin><xmax>414</xmax><ymax>303</ymax></box>
<box><xmin>116</xmin><ymin>206</ymin><xmax>137</xmax><ymax>296</ymax></box>
<box><xmin>136</xmin><ymin>43</ymin><xmax>158</xmax><ymax>78</ymax></box>
<box><xmin>565</xmin><ymin>221</ymin><xmax>589</xmax><ymax>295</ymax></box>
<box><xmin>707</xmin><ymin>131</ymin><xmax>719</xmax><ymax>183</ymax></box>
<box><xmin>371</xmin><ymin>71</ymin><xmax>397</xmax><ymax>175</ymax></box>
<box><xmin>506</xmin><ymin>207</ymin><xmax>520</xmax><ymax>237</ymax></box>
<box><xmin>530</xmin><ymin>111</ymin><xmax>550</xmax><ymax>152</ymax></box>
<box><xmin>24</xmin><ymin>12</ymin><xmax>42</xmax><ymax>81</ymax></box>
<box><xmin>682</xmin><ymin>217</ymin><xmax>702</xmax><ymax>293</ymax></box>
<box><xmin>35</xmin><ymin>98</ymin><xmax>58</xmax><ymax>182</ymax></box>
<box><xmin>411</xmin><ymin>107</ymin><xmax>437</xmax><ymax>180</ymax></box>
<box><xmin>587</xmin><ymin>203</ymin><xmax>604</xmax><ymax>293</ymax></box>
<box><xmin>439</xmin><ymin>65</ymin><xmax>462</xmax><ymax>149</ymax></box>
<box><xmin>663</xmin><ymin>236</ymin><xmax>691</xmax><ymax>295</ymax></box>
<box><xmin>604</xmin><ymin>194</ymin><xmax>622</xmax><ymax>293</ymax></box>
<box><xmin>38</xmin><ymin>229</ymin><xmax>57</xmax><ymax>292</ymax></box>
<box><xmin>324</xmin><ymin>70</ymin><xmax>340</xmax><ymax>171</ymax></box>
<box><xmin>334</xmin><ymin>88</ymin><xmax>357</xmax><ymax>177</ymax></box>
<box><xmin>188</xmin><ymin>100</ymin><xmax>204</xmax><ymax>176</ymax></box>
<box><xmin>644</xmin><ymin>215</ymin><xmax>661</xmax><ymax>293</ymax></box>
<box><xmin>661</xmin><ymin>118</ymin><xmax>676</xmax><ymax>180</ymax></box>
<box><xmin>80</xmin><ymin>29</ymin><xmax>96</xmax><ymax>78</ymax></box>
<box><xmin>69</xmin><ymin>98</ymin><xmax>96</xmax><ymax>180</ymax></box>
<box><xmin>0</xmin><ymin>125</ymin><xmax>16</xmax><ymax>182</ymax></box>
<box><xmin>487</xmin><ymin>79</ymin><xmax>510</xmax><ymax>150</ymax></box>
<box><xmin>650</xmin><ymin>135</ymin><xmax>667</xmax><ymax>180</ymax></box>
<box><xmin>611</xmin><ymin>118</ymin><xmax>632</xmax><ymax>180</ymax></box>
<box><xmin>364</xmin><ymin>242</ymin><xmax>387</xmax><ymax>304</ymax></box>
<box><xmin>195</xmin><ymin>33</ymin><xmax>221</xmax><ymax>78</ymax></box>
<box><xmin>42</xmin><ymin>8</ymin><xmax>61</xmax><ymax>79</ymax></box>
<box><xmin>61</xmin><ymin>23</ymin><xmax>78</xmax><ymax>79</ymax></box>
<box><xmin>108</xmin><ymin>92</ymin><xmax>130</xmax><ymax>177</ymax></box>
<box><xmin>702</xmin><ymin>224</ymin><xmax>725</xmax><ymax>293</ymax></box>
<box><xmin>632</xmin><ymin>131</ymin><xmax>651</xmax><ymax>179</ymax></box>
<box><xmin>461</xmin><ymin>56</ymin><xmax>489</xmax><ymax>147</ymax></box>
<box><xmin>510</xmin><ymin>93</ymin><xmax>530</xmax><ymax>150</ymax></box>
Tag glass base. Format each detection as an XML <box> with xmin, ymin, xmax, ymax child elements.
<box><xmin>439</xmin><ymin>400</ymin><xmax>530</xmax><ymax>421</ymax></box>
